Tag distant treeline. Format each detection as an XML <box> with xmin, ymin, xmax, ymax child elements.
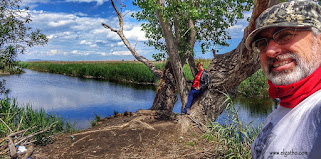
<box><xmin>19</xmin><ymin>60</ymin><xmax>268</xmax><ymax>97</ymax></box>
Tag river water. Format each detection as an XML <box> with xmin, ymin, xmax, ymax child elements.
<box><xmin>0</xmin><ymin>69</ymin><xmax>274</xmax><ymax>129</ymax></box>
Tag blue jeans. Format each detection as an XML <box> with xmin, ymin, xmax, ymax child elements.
<box><xmin>182</xmin><ymin>88</ymin><xmax>201</xmax><ymax>113</ymax></box>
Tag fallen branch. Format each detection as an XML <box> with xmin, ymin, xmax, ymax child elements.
<box><xmin>1</xmin><ymin>121</ymin><xmax>58</xmax><ymax>157</ymax></box>
<box><xmin>8</xmin><ymin>126</ymin><xmax>36</xmax><ymax>138</ymax></box>
<box><xmin>7</xmin><ymin>136</ymin><xmax>16</xmax><ymax>158</ymax></box>
<box><xmin>71</xmin><ymin>135</ymin><xmax>89</xmax><ymax>147</ymax></box>
<box><xmin>16</xmin><ymin>121</ymin><xmax>58</xmax><ymax>146</ymax></box>
<box><xmin>73</xmin><ymin>123</ymin><xmax>130</xmax><ymax>136</ymax></box>
<box><xmin>72</xmin><ymin>116</ymin><xmax>153</xmax><ymax>136</ymax></box>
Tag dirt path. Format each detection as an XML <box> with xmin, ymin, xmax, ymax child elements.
<box><xmin>31</xmin><ymin>110</ymin><xmax>218</xmax><ymax>159</ymax></box>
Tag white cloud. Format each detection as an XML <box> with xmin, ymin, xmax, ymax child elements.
<box><xmin>22</xmin><ymin>5</ymin><xmax>158</xmax><ymax>61</ymax></box>
<box><xmin>111</xmin><ymin>51</ymin><xmax>131</xmax><ymax>56</ymax></box>
<box><xmin>92</xmin><ymin>28</ymin><xmax>109</xmax><ymax>35</ymax></box>
<box><xmin>80</xmin><ymin>40</ymin><xmax>97</xmax><ymax>47</ymax></box>
<box><xmin>71</xmin><ymin>50</ymin><xmax>78</xmax><ymax>54</ymax></box>
<box><xmin>98</xmin><ymin>52</ymin><xmax>108</xmax><ymax>56</ymax></box>
<box><xmin>48</xmin><ymin>50</ymin><xmax>59</xmax><ymax>56</ymax></box>
<box><xmin>117</xmin><ymin>41</ymin><xmax>124</xmax><ymax>46</ymax></box>
<box><xmin>48</xmin><ymin>20</ymin><xmax>74</xmax><ymax>27</ymax></box>
<box><xmin>80</xmin><ymin>40</ymin><xmax>89</xmax><ymax>45</ymax></box>
<box><xmin>65</xmin><ymin>0</ymin><xmax>108</xmax><ymax>6</ymax></box>
<box><xmin>47</xmin><ymin>34</ymin><xmax>55</xmax><ymax>40</ymax></box>
<box><xmin>123</xmin><ymin>26</ymin><xmax>147</xmax><ymax>41</ymax></box>
<box><xmin>20</xmin><ymin>0</ymin><xmax>50</xmax><ymax>9</ymax></box>
<box><xmin>227</xmin><ymin>11</ymin><xmax>252</xmax><ymax>39</ymax></box>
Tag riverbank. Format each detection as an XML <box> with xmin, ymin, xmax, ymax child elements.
<box><xmin>31</xmin><ymin>109</ymin><xmax>259</xmax><ymax>158</ymax></box>
<box><xmin>0</xmin><ymin>97</ymin><xmax>261</xmax><ymax>158</ymax></box>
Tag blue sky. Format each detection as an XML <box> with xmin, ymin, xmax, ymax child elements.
<box><xmin>19</xmin><ymin>0</ymin><xmax>251</xmax><ymax>61</ymax></box>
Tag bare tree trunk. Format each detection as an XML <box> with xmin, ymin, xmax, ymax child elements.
<box><xmin>150</xmin><ymin>61</ymin><xmax>178</xmax><ymax>111</ymax></box>
<box><xmin>186</xmin><ymin>19</ymin><xmax>198</xmax><ymax>76</ymax></box>
<box><xmin>156</xmin><ymin>0</ymin><xmax>189</xmax><ymax>109</ymax></box>
<box><xmin>151</xmin><ymin>13</ymin><xmax>197</xmax><ymax>112</ymax></box>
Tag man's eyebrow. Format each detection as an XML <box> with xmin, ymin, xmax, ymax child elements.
<box><xmin>254</xmin><ymin>27</ymin><xmax>285</xmax><ymax>39</ymax></box>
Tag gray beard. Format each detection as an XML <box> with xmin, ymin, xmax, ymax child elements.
<box><xmin>263</xmin><ymin>42</ymin><xmax>321</xmax><ymax>86</ymax></box>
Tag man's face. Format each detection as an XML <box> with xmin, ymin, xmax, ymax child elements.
<box><xmin>255</xmin><ymin>27</ymin><xmax>321</xmax><ymax>85</ymax></box>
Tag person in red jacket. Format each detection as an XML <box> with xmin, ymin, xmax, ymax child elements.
<box><xmin>182</xmin><ymin>62</ymin><xmax>209</xmax><ymax>115</ymax></box>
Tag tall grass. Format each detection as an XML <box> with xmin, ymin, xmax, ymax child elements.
<box><xmin>19</xmin><ymin>60</ymin><xmax>211</xmax><ymax>84</ymax></box>
<box><xmin>203</xmin><ymin>94</ymin><xmax>262</xmax><ymax>158</ymax></box>
<box><xmin>20</xmin><ymin>61</ymin><xmax>160</xmax><ymax>84</ymax></box>
<box><xmin>0</xmin><ymin>98</ymin><xmax>70</xmax><ymax>146</ymax></box>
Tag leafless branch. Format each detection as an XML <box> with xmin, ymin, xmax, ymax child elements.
<box><xmin>101</xmin><ymin>23</ymin><xmax>118</xmax><ymax>32</ymax></box>
<box><xmin>111</xmin><ymin>0</ymin><xmax>123</xmax><ymax>32</ymax></box>
<box><xmin>134</xmin><ymin>38</ymin><xmax>138</xmax><ymax>49</ymax></box>
<box><xmin>16</xmin><ymin>121</ymin><xmax>58</xmax><ymax>146</ymax></box>
<box><xmin>7</xmin><ymin>136</ymin><xmax>16</xmax><ymax>158</ymax></box>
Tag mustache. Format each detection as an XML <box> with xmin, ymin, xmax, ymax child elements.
<box><xmin>266</xmin><ymin>53</ymin><xmax>298</xmax><ymax>66</ymax></box>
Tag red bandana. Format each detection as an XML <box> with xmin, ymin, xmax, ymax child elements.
<box><xmin>268</xmin><ymin>65</ymin><xmax>321</xmax><ymax>108</ymax></box>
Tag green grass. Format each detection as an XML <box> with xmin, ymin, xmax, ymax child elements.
<box><xmin>237</xmin><ymin>69</ymin><xmax>269</xmax><ymax>98</ymax></box>
<box><xmin>19</xmin><ymin>61</ymin><xmax>160</xmax><ymax>84</ymax></box>
<box><xmin>0</xmin><ymin>97</ymin><xmax>73</xmax><ymax>146</ymax></box>
<box><xmin>203</xmin><ymin>94</ymin><xmax>262</xmax><ymax>158</ymax></box>
<box><xmin>19</xmin><ymin>60</ymin><xmax>211</xmax><ymax>85</ymax></box>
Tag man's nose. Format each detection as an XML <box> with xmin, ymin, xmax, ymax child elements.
<box><xmin>264</xmin><ymin>39</ymin><xmax>282</xmax><ymax>58</ymax></box>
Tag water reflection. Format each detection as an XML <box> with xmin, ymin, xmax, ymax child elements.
<box><xmin>1</xmin><ymin>69</ymin><xmax>160</xmax><ymax>129</ymax></box>
<box><xmin>216</xmin><ymin>97</ymin><xmax>274</xmax><ymax>127</ymax></box>
<box><xmin>1</xmin><ymin>69</ymin><xmax>274</xmax><ymax>129</ymax></box>
<box><xmin>235</xmin><ymin>97</ymin><xmax>275</xmax><ymax>117</ymax></box>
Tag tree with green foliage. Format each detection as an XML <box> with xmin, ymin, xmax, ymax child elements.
<box><xmin>103</xmin><ymin>0</ymin><xmax>252</xmax><ymax>107</ymax></box>
<box><xmin>0</xmin><ymin>0</ymin><xmax>48</xmax><ymax>73</ymax></box>
<box><xmin>102</xmin><ymin>0</ymin><xmax>281</xmax><ymax>126</ymax></box>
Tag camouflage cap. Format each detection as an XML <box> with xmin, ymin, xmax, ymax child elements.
<box><xmin>245</xmin><ymin>0</ymin><xmax>321</xmax><ymax>51</ymax></box>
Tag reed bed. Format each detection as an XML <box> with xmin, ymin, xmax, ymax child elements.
<box><xmin>19</xmin><ymin>60</ymin><xmax>212</xmax><ymax>84</ymax></box>
<box><xmin>20</xmin><ymin>61</ymin><xmax>160</xmax><ymax>84</ymax></box>
<box><xmin>203</xmin><ymin>94</ymin><xmax>262</xmax><ymax>158</ymax></box>
<box><xmin>0</xmin><ymin>97</ymin><xmax>72</xmax><ymax>158</ymax></box>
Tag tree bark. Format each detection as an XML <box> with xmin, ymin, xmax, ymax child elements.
<box><xmin>151</xmin><ymin>9</ymin><xmax>197</xmax><ymax>112</ymax></box>
<box><xmin>150</xmin><ymin>61</ymin><xmax>178</xmax><ymax>111</ymax></box>
<box><xmin>156</xmin><ymin>0</ymin><xmax>189</xmax><ymax>109</ymax></box>
<box><xmin>186</xmin><ymin>19</ymin><xmax>198</xmax><ymax>76</ymax></box>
